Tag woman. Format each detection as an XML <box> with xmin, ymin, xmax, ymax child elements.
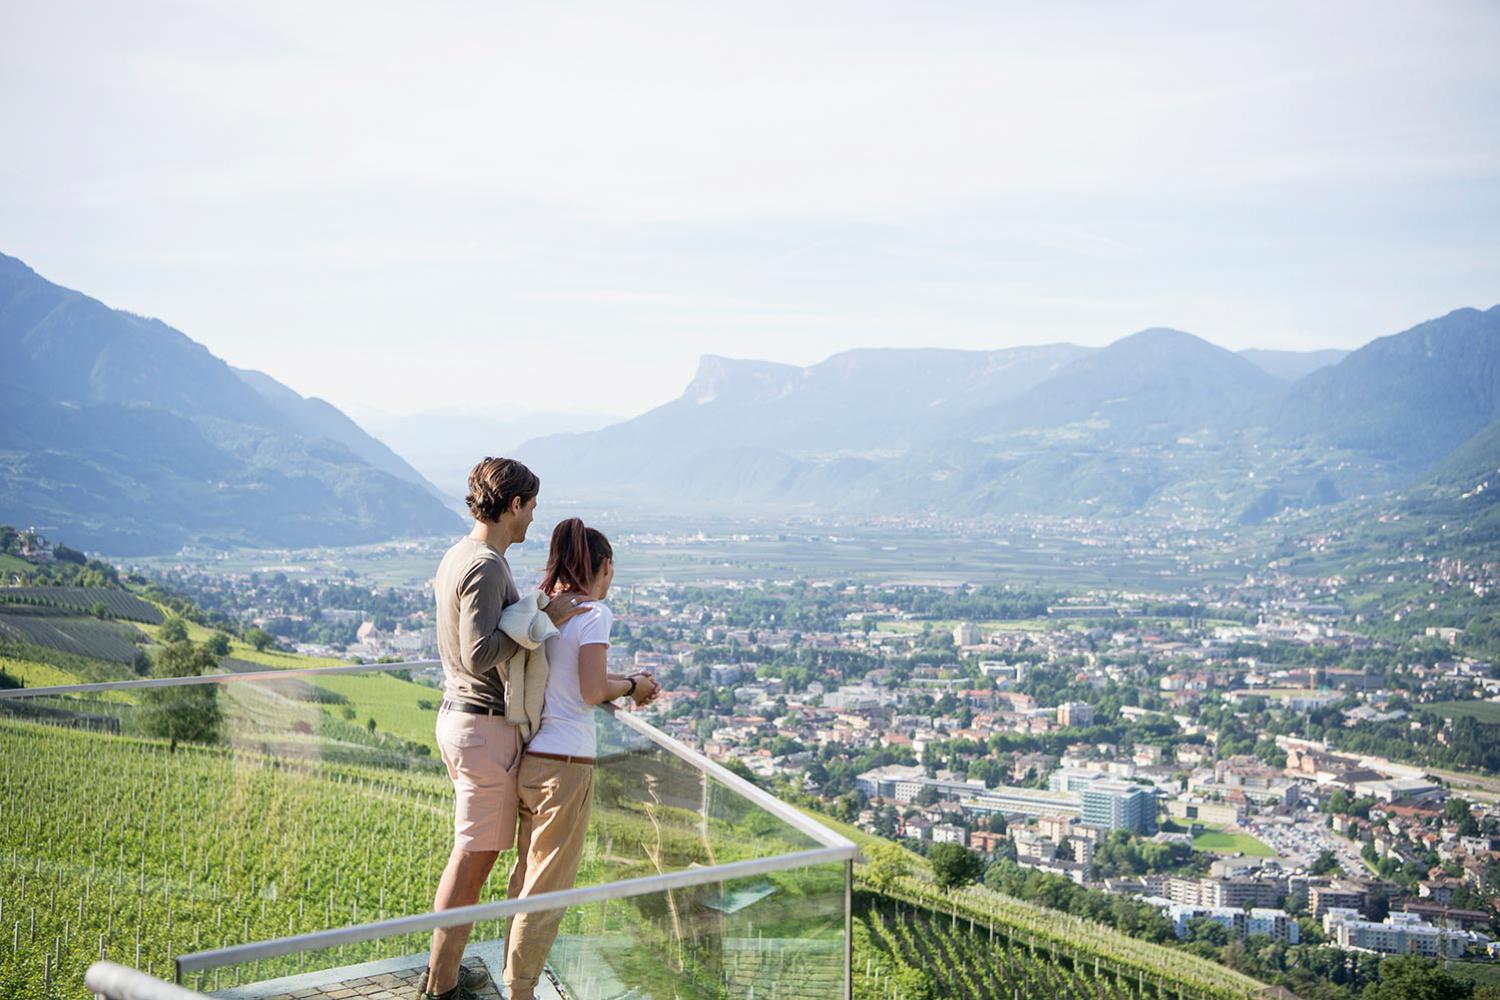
<box><xmin>503</xmin><ymin>517</ymin><xmax>660</xmax><ymax>999</ymax></box>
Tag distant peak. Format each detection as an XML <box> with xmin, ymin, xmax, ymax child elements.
<box><xmin>1114</xmin><ymin>327</ymin><xmax>1208</xmax><ymax>347</ymax></box>
<box><xmin>684</xmin><ymin>354</ymin><xmax>799</xmax><ymax>405</ymax></box>
<box><xmin>0</xmin><ymin>251</ymin><xmax>39</xmax><ymax>277</ymax></box>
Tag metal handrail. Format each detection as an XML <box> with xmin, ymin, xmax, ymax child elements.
<box><xmin>174</xmin><ymin>845</ymin><xmax>853</xmax><ymax>976</ymax></box>
<box><xmin>85</xmin><ymin>961</ymin><xmax>207</xmax><ymax>999</ymax></box>
<box><xmin>0</xmin><ymin>658</ymin><xmax>443</xmax><ymax>698</ymax></box>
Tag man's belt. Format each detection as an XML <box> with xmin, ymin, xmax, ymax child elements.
<box><xmin>440</xmin><ymin>698</ymin><xmax>505</xmax><ymax>716</ymax></box>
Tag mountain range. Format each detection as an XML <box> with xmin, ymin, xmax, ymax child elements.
<box><xmin>3</xmin><ymin>247</ymin><xmax>1496</xmax><ymax>551</ymax></box>
<box><xmin>347</xmin><ymin>405</ymin><xmax>621</xmax><ymax>500</ymax></box>
<box><xmin>0</xmin><ymin>253</ymin><xmax>461</xmax><ymax>554</ymax></box>
<box><xmin>518</xmin><ymin>306</ymin><xmax>1500</xmax><ymax>523</ymax></box>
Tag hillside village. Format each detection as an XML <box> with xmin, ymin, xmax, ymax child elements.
<box><xmin>597</xmin><ymin>571</ymin><xmax>1500</xmax><ymax>965</ymax></box>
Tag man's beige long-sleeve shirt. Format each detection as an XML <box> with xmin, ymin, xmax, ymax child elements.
<box><xmin>435</xmin><ymin>536</ymin><xmax>520</xmax><ymax>710</ymax></box>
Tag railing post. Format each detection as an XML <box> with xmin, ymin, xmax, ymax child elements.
<box><xmin>844</xmin><ymin>858</ymin><xmax>854</xmax><ymax>1000</ymax></box>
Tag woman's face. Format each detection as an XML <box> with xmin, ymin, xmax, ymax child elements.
<box><xmin>595</xmin><ymin>557</ymin><xmax>614</xmax><ymax>599</ymax></box>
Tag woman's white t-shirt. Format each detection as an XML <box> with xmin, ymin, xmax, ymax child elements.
<box><xmin>527</xmin><ymin>601</ymin><xmax>612</xmax><ymax>758</ymax></box>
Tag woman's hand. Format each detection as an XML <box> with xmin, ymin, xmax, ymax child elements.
<box><xmin>629</xmin><ymin>672</ymin><xmax>661</xmax><ymax>707</ymax></box>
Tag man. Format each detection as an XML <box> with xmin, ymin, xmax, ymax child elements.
<box><xmin>421</xmin><ymin>457</ymin><xmax>585</xmax><ymax>1000</ymax></box>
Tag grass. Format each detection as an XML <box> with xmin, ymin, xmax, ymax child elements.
<box><xmin>1191</xmin><ymin>828</ymin><xmax>1275</xmax><ymax>857</ymax></box>
<box><xmin>139</xmin><ymin>618</ymin><xmax>430</xmax><ymax>745</ymax></box>
<box><xmin>1427</xmin><ymin>700</ymin><xmax>1500</xmax><ymax>724</ymax></box>
<box><xmin>0</xmin><ymin>653</ymin><xmax>83</xmax><ymax>689</ymax></box>
<box><xmin>309</xmin><ymin>671</ymin><xmax>443</xmax><ymax>747</ymax></box>
<box><xmin>793</xmin><ymin>804</ymin><xmax>925</xmax><ymax>869</ymax></box>
<box><xmin>0</xmin><ymin>652</ymin><xmax>136</xmax><ymax>702</ymax></box>
<box><xmin>141</xmin><ymin>618</ymin><xmax>346</xmax><ymax>669</ymax></box>
<box><xmin>0</xmin><ymin>553</ymin><xmax>33</xmax><ymax>577</ymax></box>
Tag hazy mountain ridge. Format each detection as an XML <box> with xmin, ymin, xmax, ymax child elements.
<box><xmin>1275</xmin><ymin>306</ymin><xmax>1500</xmax><ymax>467</ymax></box>
<box><xmin>0</xmin><ymin>253</ymin><xmax>461</xmax><ymax>554</ymax></box>
<box><xmin>519</xmin><ymin>307</ymin><xmax>1500</xmax><ymax>521</ymax></box>
<box><xmin>1238</xmin><ymin>347</ymin><xmax>1349</xmax><ymax>381</ymax></box>
<box><xmin>349</xmin><ymin>405</ymin><xmax>622</xmax><ymax>500</ymax></box>
<box><xmin>232</xmin><ymin>367</ymin><xmax>449</xmax><ymax>504</ymax></box>
<box><xmin>973</xmin><ymin>328</ymin><xmax>1281</xmax><ymax>440</ymax></box>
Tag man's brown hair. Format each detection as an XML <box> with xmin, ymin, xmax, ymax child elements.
<box><xmin>465</xmin><ymin>457</ymin><xmax>540</xmax><ymax>523</ymax></box>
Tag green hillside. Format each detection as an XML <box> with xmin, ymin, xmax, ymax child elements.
<box><xmin>0</xmin><ymin>253</ymin><xmax>460</xmax><ymax>554</ymax></box>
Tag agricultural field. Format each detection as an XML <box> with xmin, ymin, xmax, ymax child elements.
<box><xmin>853</xmin><ymin>893</ymin><xmax>1249</xmax><ymax>1000</ymax></box>
<box><xmin>0</xmin><ymin>654</ymin><xmax>105</xmax><ymax>693</ymax></box>
<box><xmin>1189</xmin><ymin>829</ymin><xmax>1275</xmax><ymax>858</ymax></box>
<box><xmin>877</xmin><ymin>879</ymin><xmax>1267</xmax><ymax>1000</ymax></box>
<box><xmin>0</xmin><ymin>587</ymin><xmax>163</xmax><ymax>624</ymax></box>
<box><xmin>0</xmin><ymin>607</ymin><xmax>147</xmax><ymax>664</ymax></box>
<box><xmin>0</xmin><ymin>553</ymin><xmax>32</xmax><ymax>578</ymax></box>
<box><xmin>139</xmin><ymin>618</ymin><xmax>345</xmax><ymax>671</ymax></box>
<box><xmin>1427</xmin><ymin>699</ymin><xmax>1500</xmax><ymax>725</ymax></box>
<box><xmin>0</xmin><ymin>711</ymin><xmax>455</xmax><ymax>997</ymax></box>
<box><xmin>306</xmin><ymin>671</ymin><xmax>443</xmax><ymax>748</ymax></box>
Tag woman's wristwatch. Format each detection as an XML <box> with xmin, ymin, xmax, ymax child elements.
<box><xmin>622</xmin><ymin>676</ymin><xmax>638</xmax><ymax>700</ymax></box>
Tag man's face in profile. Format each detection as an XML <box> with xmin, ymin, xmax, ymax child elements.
<box><xmin>512</xmin><ymin>495</ymin><xmax>537</xmax><ymax>543</ymax></box>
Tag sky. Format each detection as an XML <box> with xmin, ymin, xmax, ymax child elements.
<box><xmin>3</xmin><ymin>1</ymin><xmax>1498</xmax><ymax>420</ymax></box>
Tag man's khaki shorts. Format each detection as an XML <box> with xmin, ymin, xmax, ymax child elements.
<box><xmin>435</xmin><ymin>709</ymin><xmax>522</xmax><ymax>852</ymax></box>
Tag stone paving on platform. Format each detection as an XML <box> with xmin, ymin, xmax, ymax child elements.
<box><xmin>211</xmin><ymin>943</ymin><xmax>566</xmax><ymax>1000</ymax></box>
<box><xmin>249</xmin><ymin>961</ymin><xmax>503</xmax><ymax>1000</ymax></box>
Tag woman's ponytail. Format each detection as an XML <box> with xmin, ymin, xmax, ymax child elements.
<box><xmin>541</xmin><ymin>517</ymin><xmax>612</xmax><ymax>596</ymax></box>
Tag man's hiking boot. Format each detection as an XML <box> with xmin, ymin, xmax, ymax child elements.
<box><xmin>416</xmin><ymin>962</ymin><xmax>490</xmax><ymax>998</ymax></box>
<box><xmin>418</xmin><ymin>985</ymin><xmax>482</xmax><ymax>1000</ymax></box>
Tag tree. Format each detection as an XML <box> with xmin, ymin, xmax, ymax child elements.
<box><xmin>1184</xmin><ymin>916</ymin><xmax>1230</xmax><ymax>947</ymax></box>
<box><xmin>929</xmin><ymin>843</ymin><xmax>983</xmax><ymax>889</ymax></box>
<box><xmin>834</xmin><ymin>792</ymin><xmax>860</xmax><ymax>823</ymax></box>
<box><xmin>864</xmin><ymin>842</ymin><xmax>910</xmax><ymax>893</ymax></box>
<box><xmin>158</xmin><ymin>617</ymin><xmax>189</xmax><ymax>643</ymax></box>
<box><xmin>245</xmin><ymin>627</ymin><xmax>275</xmax><ymax>652</ymax></box>
<box><xmin>1310</xmin><ymin>849</ymin><xmax>1340</xmax><ymax>876</ymax></box>
<box><xmin>139</xmin><ymin>641</ymin><xmax>221</xmax><ymax>752</ymax></box>
<box><xmin>1445</xmin><ymin>798</ymin><xmax>1472</xmax><ymax>823</ymax></box>
<box><xmin>1361</xmin><ymin>955</ymin><xmax>1469</xmax><ymax>1000</ymax></box>
<box><xmin>206</xmin><ymin>631</ymin><xmax>232</xmax><ymax>656</ymax></box>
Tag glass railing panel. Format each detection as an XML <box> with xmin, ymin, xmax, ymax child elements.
<box><xmin>187</xmin><ymin>860</ymin><xmax>848</xmax><ymax>999</ymax></box>
<box><xmin>0</xmin><ymin>674</ymin><xmax>452</xmax><ymax>992</ymax></box>
<box><xmin>0</xmin><ymin>669</ymin><xmax>847</xmax><ymax>998</ymax></box>
<box><xmin>590</xmin><ymin>707</ymin><xmax>823</xmax><ymax>887</ymax></box>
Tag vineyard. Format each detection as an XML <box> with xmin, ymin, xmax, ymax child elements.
<box><xmin>855</xmin><ymin>895</ymin><xmax>1165</xmax><ymax>1000</ymax></box>
<box><xmin>0</xmin><ymin>588</ymin><xmax>164</xmax><ymax>624</ymax></box>
<box><xmin>0</xmin><ymin>713</ymin><xmax>461</xmax><ymax>997</ymax></box>
<box><xmin>862</xmin><ymin>880</ymin><xmax>1272</xmax><ymax>1000</ymax></box>
<box><xmin>0</xmin><ymin>607</ymin><xmax>147</xmax><ymax>664</ymax></box>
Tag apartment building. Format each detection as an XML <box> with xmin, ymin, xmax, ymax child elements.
<box><xmin>1323</xmin><ymin>909</ymin><xmax>1487</xmax><ymax>957</ymax></box>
